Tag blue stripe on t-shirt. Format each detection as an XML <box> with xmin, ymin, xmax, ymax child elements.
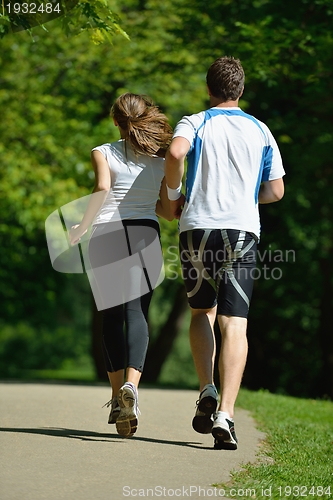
<box><xmin>255</xmin><ymin>145</ymin><xmax>273</xmax><ymax>203</ymax></box>
<box><xmin>185</xmin><ymin>112</ymin><xmax>208</xmax><ymax>202</ymax></box>
<box><xmin>261</xmin><ymin>145</ymin><xmax>273</xmax><ymax>181</ymax></box>
<box><xmin>185</xmin><ymin>135</ymin><xmax>203</xmax><ymax>202</ymax></box>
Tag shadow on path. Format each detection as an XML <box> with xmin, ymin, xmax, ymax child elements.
<box><xmin>0</xmin><ymin>427</ymin><xmax>213</xmax><ymax>450</ymax></box>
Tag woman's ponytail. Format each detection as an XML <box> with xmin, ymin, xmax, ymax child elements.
<box><xmin>111</xmin><ymin>93</ymin><xmax>173</xmax><ymax>157</ymax></box>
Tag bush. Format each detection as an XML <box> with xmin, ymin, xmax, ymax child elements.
<box><xmin>0</xmin><ymin>321</ymin><xmax>90</xmax><ymax>377</ymax></box>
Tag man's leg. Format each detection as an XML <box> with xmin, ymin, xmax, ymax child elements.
<box><xmin>190</xmin><ymin>306</ymin><xmax>219</xmax><ymax>433</ymax></box>
<box><xmin>190</xmin><ymin>306</ymin><xmax>217</xmax><ymax>390</ymax></box>
<box><xmin>217</xmin><ymin>315</ymin><xmax>248</xmax><ymax>419</ymax></box>
<box><xmin>212</xmin><ymin>230</ymin><xmax>255</xmax><ymax>449</ymax></box>
<box><xmin>210</xmin><ymin>315</ymin><xmax>247</xmax><ymax>449</ymax></box>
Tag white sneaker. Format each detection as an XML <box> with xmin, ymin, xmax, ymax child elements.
<box><xmin>192</xmin><ymin>384</ymin><xmax>218</xmax><ymax>434</ymax></box>
<box><xmin>212</xmin><ymin>411</ymin><xmax>238</xmax><ymax>450</ymax></box>
<box><xmin>103</xmin><ymin>397</ymin><xmax>120</xmax><ymax>424</ymax></box>
<box><xmin>116</xmin><ymin>382</ymin><xmax>139</xmax><ymax>438</ymax></box>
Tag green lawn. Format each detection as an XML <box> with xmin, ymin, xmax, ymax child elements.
<box><xmin>217</xmin><ymin>389</ymin><xmax>333</xmax><ymax>500</ymax></box>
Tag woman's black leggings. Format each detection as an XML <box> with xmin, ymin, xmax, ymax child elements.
<box><xmin>101</xmin><ymin>292</ymin><xmax>153</xmax><ymax>372</ymax></box>
<box><xmin>88</xmin><ymin>218</ymin><xmax>161</xmax><ymax>373</ymax></box>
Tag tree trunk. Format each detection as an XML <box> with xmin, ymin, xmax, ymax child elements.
<box><xmin>142</xmin><ymin>284</ymin><xmax>188</xmax><ymax>383</ymax></box>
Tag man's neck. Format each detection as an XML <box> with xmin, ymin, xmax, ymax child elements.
<box><xmin>210</xmin><ymin>97</ymin><xmax>239</xmax><ymax>108</ymax></box>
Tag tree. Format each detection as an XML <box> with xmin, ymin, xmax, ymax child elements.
<box><xmin>0</xmin><ymin>0</ymin><xmax>129</xmax><ymax>43</ymax></box>
<box><xmin>0</xmin><ymin>7</ymin><xmax>196</xmax><ymax>380</ymax></box>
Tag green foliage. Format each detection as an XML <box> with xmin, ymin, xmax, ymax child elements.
<box><xmin>231</xmin><ymin>0</ymin><xmax>333</xmax><ymax>397</ymax></box>
<box><xmin>218</xmin><ymin>389</ymin><xmax>333</xmax><ymax>499</ymax></box>
<box><xmin>0</xmin><ymin>0</ymin><xmax>129</xmax><ymax>43</ymax></box>
<box><xmin>157</xmin><ymin>307</ymin><xmax>197</xmax><ymax>388</ymax></box>
<box><xmin>0</xmin><ymin>320</ymin><xmax>91</xmax><ymax>376</ymax></box>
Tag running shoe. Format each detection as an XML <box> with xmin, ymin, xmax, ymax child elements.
<box><xmin>116</xmin><ymin>382</ymin><xmax>139</xmax><ymax>438</ymax></box>
<box><xmin>102</xmin><ymin>397</ymin><xmax>121</xmax><ymax>424</ymax></box>
<box><xmin>212</xmin><ymin>411</ymin><xmax>238</xmax><ymax>450</ymax></box>
<box><xmin>192</xmin><ymin>384</ymin><xmax>218</xmax><ymax>434</ymax></box>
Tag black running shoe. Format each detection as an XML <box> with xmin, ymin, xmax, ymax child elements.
<box><xmin>192</xmin><ymin>384</ymin><xmax>218</xmax><ymax>434</ymax></box>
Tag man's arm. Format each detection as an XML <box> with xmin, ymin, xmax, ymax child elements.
<box><xmin>155</xmin><ymin>178</ymin><xmax>174</xmax><ymax>221</ymax></box>
<box><xmin>258</xmin><ymin>178</ymin><xmax>284</xmax><ymax>204</ymax></box>
<box><xmin>165</xmin><ymin>136</ymin><xmax>190</xmax><ymax>187</ymax></box>
<box><xmin>165</xmin><ymin>136</ymin><xmax>191</xmax><ymax>219</ymax></box>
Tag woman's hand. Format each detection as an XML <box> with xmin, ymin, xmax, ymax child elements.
<box><xmin>69</xmin><ymin>224</ymin><xmax>87</xmax><ymax>246</ymax></box>
<box><xmin>170</xmin><ymin>193</ymin><xmax>185</xmax><ymax>219</ymax></box>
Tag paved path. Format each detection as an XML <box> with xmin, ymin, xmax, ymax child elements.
<box><xmin>0</xmin><ymin>382</ymin><xmax>265</xmax><ymax>500</ymax></box>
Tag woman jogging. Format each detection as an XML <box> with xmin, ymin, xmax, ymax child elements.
<box><xmin>69</xmin><ymin>93</ymin><xmax>173</xmax><ymax>438</ymax></box>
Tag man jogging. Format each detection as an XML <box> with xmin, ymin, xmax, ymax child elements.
<box><xmin>165</xmin><ymin>56</ymin><xmax>285</xmax><ymax>450</ymax></box>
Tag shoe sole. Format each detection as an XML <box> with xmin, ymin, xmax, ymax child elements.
<box><xmin>192</xmin><ymin>396</ymin><xmax>218</xmax><ymax>434</ymax></box>
<box><xmin>116</xmin><ymin>387</ymin><xmax>138</xmax><ymax>438</ymax></box>
<box><xmin>212</xmin><ymin>425</ymin><xmax>237</xmax><ymax>450</ymax></box>
<box><xmin>214</xmin><ymin>439</ymin><xmax>238</xmax><ymax>451</ymax></box>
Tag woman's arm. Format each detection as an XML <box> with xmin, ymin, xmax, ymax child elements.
<box><xmin>155</xmin><ymin>177</ymin><xmax>174</xmax><ymax>221</ymax></box>
<box><xmin>69</xmin><ymin>150</ymin><xmax>111</xmax><ymax>245</ymax></box>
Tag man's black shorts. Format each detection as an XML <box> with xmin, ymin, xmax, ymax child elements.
<box><xmin>179</xmin><ymin>229</ymin><xmax>257</xmax><ymax>318</ymax></box>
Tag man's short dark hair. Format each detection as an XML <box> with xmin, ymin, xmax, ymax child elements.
<box><xmin>206</xmin><ymin>56</ymin><xmax>245</xmax><ymax>101</ymax></box>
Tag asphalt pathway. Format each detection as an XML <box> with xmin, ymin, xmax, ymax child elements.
<box><xmin>0</xmin><ymin>382</ymin><xmax>265</xmax><ymax>500</ymax></box>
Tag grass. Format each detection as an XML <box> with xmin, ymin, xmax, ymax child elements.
<box><xmin>217</xmin><ymin>389</ymin><xmax>333</xmax><ymax>500</ymax></box>
<box><xmin>159</xmin><ymin>321</ymin><xmax>333</xmax><ymax>499</ymax></box>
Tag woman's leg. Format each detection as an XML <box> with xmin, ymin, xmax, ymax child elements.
<box><xmin>115</xmin><ymin>292</ymin><xmax>153</xmax><ymax>437</ymax></box>
<box><xmin>122</xmin><ymin>219</ymin><xmax>160</xmax><ymax>387</ymax></box>
<box><xmin>102</xmin><ymin>304</ymin><xmax>126</xmax><ymax>393</ymax></box>
<box><xmin>107</xmin><ymin>371</ymin><xmax>125</xmax><ymax>399</ymax></box>
<box><xmin>124</xmin><ymin>291</ymin><xmax>153</xmax><ymax>387</ymax></box>
<box><xmin>115</xmin><ymin>220</ymin><xmax>159</xmax><ymax>437</ymax></box>
<box><xmin>102</xmin><ymin>291</ymin><xmax>153</xmax><ymax>393</ymax></box>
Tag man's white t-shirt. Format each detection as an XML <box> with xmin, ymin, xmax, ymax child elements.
<box><xmin>173</xmin><ymin>107</ymin><xmax>285</xmax><ymax>240</ymax></box>
<box><xmin>92</xmin><ymin>140</ymin><xmax>165</xmax><ymax>225</ymax></box>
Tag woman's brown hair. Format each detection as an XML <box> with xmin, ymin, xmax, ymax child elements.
<box><xmin>111</xmin><ymin>93</ymin><xmax>173</xmax><ymax>157</ymax></box>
